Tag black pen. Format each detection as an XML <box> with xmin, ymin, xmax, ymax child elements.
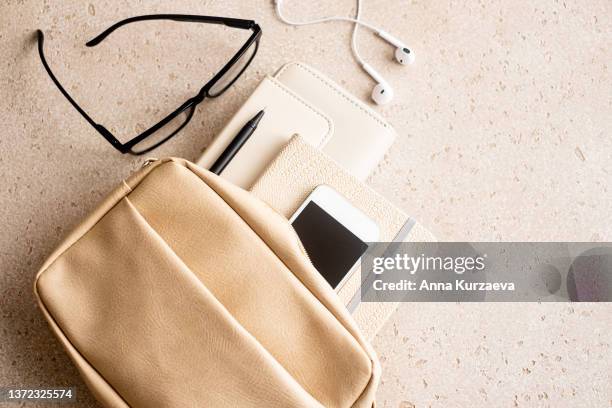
<box><xmin>210</xmin><ymin>109</ymin><xmax>265</xmax><ymax>175</ymax></box>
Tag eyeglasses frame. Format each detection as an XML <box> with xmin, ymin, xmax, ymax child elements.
<box><xmin>37</xmin><ymin>14</ymin><xmax>261</xmax><ymax>155</ymax></box>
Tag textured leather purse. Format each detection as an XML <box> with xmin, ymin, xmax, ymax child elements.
<box><xmin>34</xmin><ymin>158</ymin><xmax>380</xmax><ymax>408</ymax></box>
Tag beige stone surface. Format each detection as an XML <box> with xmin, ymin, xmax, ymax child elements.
<box><xmin>0</xmin><ymin>0</ymin><xmax>610</xmax><ymax>407</ymax></box>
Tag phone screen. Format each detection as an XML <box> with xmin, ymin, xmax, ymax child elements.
<box><xmin>291</xmin><ymin>202</ymin><xmax>368</xmax><ymax>289</ymax></box>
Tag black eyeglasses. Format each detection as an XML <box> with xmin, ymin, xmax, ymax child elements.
<box><xmin>37</xmin><ymin>14</ymin><xmax>261</xmax><ymax>155</ymax></box>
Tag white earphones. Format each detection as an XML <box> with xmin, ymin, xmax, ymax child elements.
<box><xmin>274</xmin><ymin>0</ymin><xmax>414</xmax><ymax>105</ymax></box>
<box><xmin>377</xmin><ymin>30</ymin><xmax>415</xmax><ymax>65</ymax></box>
<box><xmin>362</xmin><ymin>63</ymin><xmax>394</xmax><ymax>105</ymax></box>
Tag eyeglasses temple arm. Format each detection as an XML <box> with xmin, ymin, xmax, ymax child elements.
<box><xmin>86</xmin><ymin>14</ymin><xmax>256</xmax><ymax>47</ymax></box>
<box><xmin>36</xmin><ymin>30</ymin><xmax>123</xmax><ymax>151</ymax></box>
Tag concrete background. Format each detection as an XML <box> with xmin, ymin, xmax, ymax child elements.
<box><xmin>1</xmin><ymin>0</ymin><xmax>610</xmax><ymax>407</ymax></box>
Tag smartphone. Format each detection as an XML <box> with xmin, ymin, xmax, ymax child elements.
<box><xmin>289</xmin><ymin>185</ymin><xmax>379</xmax><ymax>290</ymax></box>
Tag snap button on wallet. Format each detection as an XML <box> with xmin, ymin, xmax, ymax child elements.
<box><xmin>34</xmin><ymin>158</ymin><xmax>380</xmax><ymax>408</ymax></box>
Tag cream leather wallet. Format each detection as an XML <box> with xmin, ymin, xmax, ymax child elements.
<box><xmin>197</xmin><ymin>62</ymin><xmax>396</xmax><ymax>189</ymax></box>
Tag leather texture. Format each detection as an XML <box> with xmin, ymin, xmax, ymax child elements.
<box><xmin>34</xmin><ymin>158</ymin><xmax>380</xmax><ymax>408</ymax></box>
<box><xmin>250</xmin><ymin>136</ymin><xmax>436</xmax><ymax>340</ymax></box>
<box><xmin>197</xmin><ymin>61</ymin><xmax>396</xmax><ymax>188</ymax></box>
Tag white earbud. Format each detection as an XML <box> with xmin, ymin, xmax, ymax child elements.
<box><xmin>362</xmin><ymin>63</ymin><xmax>394</xmax><ymax>105</ymax></box>
<box><xmin>395</xmin><ymin>47</ymin><xmax>414</xmax><ymax>65</ymax></box>
<box><xmin>274</xmin><ymin>0</ymin><xmax>414</xmax><ymax>105</ymax></box>
<box><xmin>377</xmin><ymin>30</ymin><xmax>415</xmax><ymax>65</ymax></box>
<box><xmin>371</xmin><ymin>82</ymin><xmax>394</xmax><ymax>105</ymax></box>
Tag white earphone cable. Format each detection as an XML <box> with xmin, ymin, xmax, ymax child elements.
<box><xmin>351</xmin><ymin>0</ymin><xmax>368</xmax><ymax>69</ymax></box>
<box><xmin>274</xmin><ymin>0</ymin><xmax>372</xmax><ymax>69</ymax></box>
<box><xmin>274</xmin><ymin>0</ymin><xmax>381</xmax><ymax>36</ymax></box>
<box><xmin>274</xmin><ymin>0</ymin><xmax>405</xmax><ymax>104</ymax></box>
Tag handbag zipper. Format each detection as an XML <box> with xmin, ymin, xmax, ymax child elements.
<box><xmin>141</xmin><ymin>158</ymin><xmax>159</xmax><ymax>168</ymax></box>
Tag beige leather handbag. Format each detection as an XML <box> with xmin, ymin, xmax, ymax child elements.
<box><xmin>34</xmin><ymin>158</ymin><xmax>380</xmax><ymax>408</ymax></box>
